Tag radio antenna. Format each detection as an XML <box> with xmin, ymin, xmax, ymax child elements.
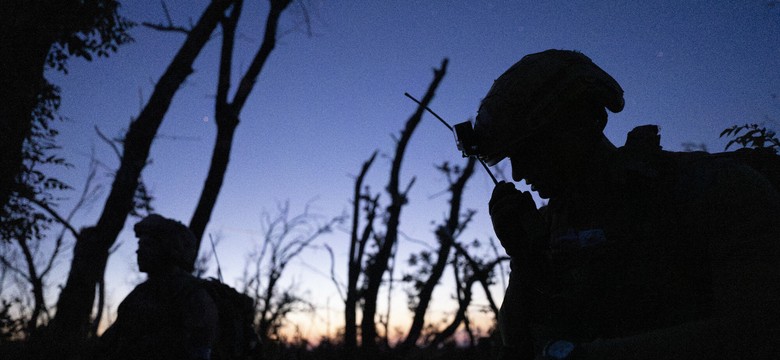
<box><xmin>404</xmin><ymin>93</ymin><xmax>498</xmax><ymax>184</ymax></box>
<box><xmin>404</xmin><ymin>92</ymin><xmax>453</xmax><ymax>131</ymax></box>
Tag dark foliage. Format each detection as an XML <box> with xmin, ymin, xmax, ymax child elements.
<box><xmin>0</xmin><ymin>298</ymin><xmax>26</xmax><ymax>341</ymax></box>
<box><xmin>1</xmin><ymin>0</ymin><xmax>134</xmax><ymax>217</ymax></box>
<box><xmin>0</xmin><ymin>81</ymin><xmax>69</xmax><ymax>245</ymax></box>
<box><xmin>720</xmin><ymin>123</ymin><xmax>779</xmax><ymax>153</ymax></box>
<box><xmin>257</xmin><ymin>336</ymin><xmax>501</xmax><ymax>360</ymax></box>
<box><xmin>44</xmin><ymin>0</ymin><xmax>135</xmax><ymax>74</ymax></box>
<box><xmin>1</xmin><ymin>0</ymin><xmax>134</xmax><ymax>251</ymax></box>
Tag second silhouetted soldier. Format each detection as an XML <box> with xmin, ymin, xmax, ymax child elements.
<box><xmin>99</xmin><ymin>214</ymin><xmax>218</xmax><ymax>360</ymax></box>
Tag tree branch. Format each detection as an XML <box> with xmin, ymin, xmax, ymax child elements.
<box><xmin>27</xmin><ymin>196</ymin><xmax>80</xmax><ymax>241</ymax></box>
<box><xmin>141</xmin><ymin>22</ymin><xmax>191</xmax><ymax>34</ymax></box>
<box><xmin>361</xmin><ymin>58</ymin><xmax>449</xmax><ymax>350</ymax></box>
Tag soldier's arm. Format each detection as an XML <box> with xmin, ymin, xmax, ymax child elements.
<box><xmin>580</xmin><ymin>160</ymin><xmax>780</xmax><ymax>360</ymax></box>
<box><xmin>183</xmin><ymin>286</ymin><xmax>219</xmax><ymax>360</ymax></box>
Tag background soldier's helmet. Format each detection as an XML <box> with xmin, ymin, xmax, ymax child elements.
<box><xmin>475</xmin><ymin>49</ymin><xmax>625</xmax><ymax>166</ymax></box>
<box><xmin>134</xmin><ymin>214</ymin><xmax>198</xmax><ymax>272</ymax></box>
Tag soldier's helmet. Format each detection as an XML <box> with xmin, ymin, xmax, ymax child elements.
<box><xmin>475</xmin><ymin>49</ymin><xmax>625</xmax><ymax>166</ymax></box>
<box><xmin>134</xmin><ymin>214</ymin><xmax>198</xmax><ymax>272</ymax></box>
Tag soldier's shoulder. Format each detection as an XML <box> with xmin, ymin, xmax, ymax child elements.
<box><xmin>618</xmin><ymin>124</ymin><xmax>778</xmax><ymax>192</ymax></box>
<box><xmin>672</xmin><ymin>150</ymin><xmax>774</xmax><ymax>189</ymax></box>
<box><xmin>657</xmin><ymin>150</ymin><xmax>780</xmax><ymax>218</ymax></box>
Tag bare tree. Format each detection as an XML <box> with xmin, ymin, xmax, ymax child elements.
<box><xmin>0</xmin><ymin>153</ymin><xmax>101</xmax><ymax>338</ymax></box>
<box><xmin>427</xmin><ymin>252</ymin><xmax>478</xmax><ymax>348</ymax></box>
<box><xmin>338</xmin><ymin>60</ymin><xmax>449</xmax><ymax>356</ymax></box>
<box><xmin>189</xmin><ymin>0</ymin><xmax>295</xmax><ymax>247</ymax></box>
<box><xmin>400</xmin><ymin>157</ymin><xmax>476</xmax><ymax>351</ymax></box>
<box><xmin>358</xmin><ymin>59</ymin><xmax>449</xmax><ymax>352</ymax></box>
<box><xmin>241</xmin><ymin>201</ymin><xmax>342</xmax><ymax>342</ymax></box>
<box><xmin>450</xmin><ymin>240</ymin><xmax>505</xmax><ymax>324</ymax></box>
<box><xmin>0</xmin><ymin>0</ymin><xmax>132</xmax><ymax>212</ymax></box>
<box><xmin>426</xmin><ymin>248</ymin><xmax>506</xmax><ymax>349</ymax></box>
<box><xmin>344</xmin><ymin>151</ymin><xmax>379</xmax><ymax>354</ymax></box>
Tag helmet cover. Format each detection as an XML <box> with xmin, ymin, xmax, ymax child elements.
<box><xmin>134</xmin><ymin>214</ymin><xmax>198</xmax><ymax>272</ymax></box>
<box><xmin>475</xmin><ymin>49</ymin><xmax>624</xmax><ymax>166</ymax></box>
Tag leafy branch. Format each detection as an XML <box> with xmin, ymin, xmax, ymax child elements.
<box><xmin>720</xmin><ymin>123</ymin><xmax>780</xmax><ymax>153</ymax></box>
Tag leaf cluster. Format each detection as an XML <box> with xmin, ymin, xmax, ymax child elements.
<box><xmin>2</xmin><ymin>0</ymin><xmax>134</xmax><ymax>242</ymax></box>
<box><xmin>0</xmin><ymin>298</ymin><xmax>26</xmax><ymax>341</ymax></box>
<box><xmin>402</xmin><ymin>250</ymin><xmax>434</xmax><ymax>310</ymax></box>
<box><xmin>721</xmin><ymin>123</ymin><xmax>780</xmax><ymax>153</ymax></box>
<box><xmin>1</xmin><ymin>81</ymin><xmax>70</xmax><ymax>244</ymax></box>
<box><xmin>45</xmin><ymin>0</ymin><xmax>135</xmax><ymax>73</ymax></box>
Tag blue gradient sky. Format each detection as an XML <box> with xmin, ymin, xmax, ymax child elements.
<box><xmin>45</xmin><ymin>0</ymin><xmax>779</xmax><ymax>338</ymax></box>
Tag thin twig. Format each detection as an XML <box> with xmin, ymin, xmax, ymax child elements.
<box><xmin>28</xmin><ymin>197</ymin><xmax>80</xmax><ymax>241</ymax></box>
<box><xmin>322</xmin><ymin>244</ymin><xmax>346</xmax><ymax>302</ymax></box>
<box><xmin>141</xmin><ymin>22</ymin><xmax>191</xmax><ymax>34</ymax></box>
<box><xmin>209</xmin><ymin>234</ymin><xmax>223</xmax><ymax>283</ymax></box>
<box><xmin>95</xmin><ymin>126</ymin><xmax>122</xmax><ymax>160</ymax></box>
<box><xmin>161</xmin><ymin>0</ymin><xmax>174</xmax><ymax>27</ymax></box>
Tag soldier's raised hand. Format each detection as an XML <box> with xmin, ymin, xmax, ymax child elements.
<box><xmin>489</xmin><ymin>182</ymin><xmax>547</xmax><ymax>258</ymax></box>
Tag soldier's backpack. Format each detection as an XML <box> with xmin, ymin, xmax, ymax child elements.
<box><xmin>624</xmin><ymin>124</ymin><xmax>780</xmax><ymax>193</ymax></box>
<box><xmin>711</xmin><ymin>146</ymin><xmax>780</xmax><ymax>192</ymax></box>
<box><xmin>199</xmin><ymin>278</ymin><xmax>262</xmax><ymax>360</ymax></box>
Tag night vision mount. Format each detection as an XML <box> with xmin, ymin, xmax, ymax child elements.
<box><xmin>404</xmin><ymin>93</ymin><xmax>497</xmax><ymax>184</ymax></box>
<box><xmin>453</xmin><ymin>121</ymin><xmax>479</xmax><ymax>157</ymax></box>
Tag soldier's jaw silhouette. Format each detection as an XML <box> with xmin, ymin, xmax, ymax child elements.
<box><xmin>507</xmin><ymin>133</ymin><xmax>581</xmax><ymax>199</ymax></box>
<box><xmin>136</xmin><ymin>234</ymin><xmax>175</xmax><ymax>276</ymax></box>
<box><xmin>511</xmin><ymin>157</ymin><xmax>559</xmax><ymax>199</ymax></box>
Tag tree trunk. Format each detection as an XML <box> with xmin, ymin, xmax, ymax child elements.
<box><xmin>401</xmin><ymin>157</ymin><xmax>476</xmax><ymax>350</ymax></box>
<box><xmin>257</xmin><ymin>272</ymin><xmax>279</xmax><ymax>342</ymax></box>
<box><xmin>17</xmin><ymin>237</ymin><xmax>45</xmax><ymax>335</ymax></box>
<box><xmin>452</xmin><ymin>241</ymin><xmax>507</xmax><ymax>321</ymax></box>
<box><xmin>0</xmin><ymin>1</ymin><xmax>52</xmax><ymax>211</ymax></box>
<box><xmin>360</xmin><ymin>59</ymin><xmax>448</xmax><ymax>351</ymax></box>
<box><xmin>345</xmin><ymin>151</ymin><xmax>377</xmax><ymax>355</ymax></box>
<box><xmin>189</xmin><ymin>113</ymin><xmax>239</xmax><ymax>243</ymax></box>
<box><xmin>189</xmin><ymin>0</ymin><xmax>292</xmax><ymax>248</ymax></box>
<box><xmin>46</xmin><ymin>1</ymin><xmax>234</xmax><ymax>354</ymax></box>
<box><xmin>429</xmin><ymin>263</ymin><xmax>477</xmax><ymax>348</ymax></box>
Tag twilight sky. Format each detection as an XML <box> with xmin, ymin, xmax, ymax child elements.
<box><xmin>44</xmin><ymin>0</ymin><xmax>779</xmax><ymax>339</ymax></box>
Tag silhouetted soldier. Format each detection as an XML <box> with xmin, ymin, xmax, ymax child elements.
<box><xmin>475</xmin><ymin>50</ymin><xmax>780</xmax><ymax>359</ymax></box>
<box><xmin>99</xmin><ymin>214</ymin><xmax>218</xmax><ymax>360</ymax></box>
